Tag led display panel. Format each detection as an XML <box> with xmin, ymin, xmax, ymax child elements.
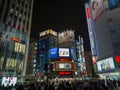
<box><xmin>50</xmin><ymin>48</ymin><xmax>58</xmax><ymax>59</ymax></box>
<box><xmin>59</xmin><ymin>48</ymin><xmax>70</xmax><ymax>57</ymax></box>
<box><xmin>97</xmin><ymin>57</ymin><xmax>115</xmax><ymax>71</ymax></box>
<box><xmin>58</xmin><ymin>63</ymin><xmax>72</xmax><ymax>70</ymax></box>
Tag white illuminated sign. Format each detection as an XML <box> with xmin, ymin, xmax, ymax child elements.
<box><xmin>14</xmin><ymin>42</ymin><xmax>25</xmax><ymax>54</ymax></box>
<box><xmin>97</xmin><ymin>57</ymin><xmax>115</xmax><ymax>71</ymax></box>
<box><xmin>58</xmin><ymin>63</ymin><xmax>72</xmax><ymax>69</ymax></box>
<box><xmin>58</xmin><ymin>30</ymin><xmax>74</xmax><ymax>44</ymax></box>
<box><xmin>59</xmin><ymin>48</ymin><xmax>70</xmax><ymax>57</ymax></box>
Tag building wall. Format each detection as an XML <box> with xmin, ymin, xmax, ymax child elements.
<box><xmin>85</xmin><ymin>1</ymin><xmax>120</xmax><ymax>75</ymax></box>
<box><xmin>86</xmin><ymin>0</ymin><xmax>120</xmax><ymax>74</ymax></box>
<box><xmin>37</xmin><ymin>34</ymin><xmax>58</xmax><ymax>73</ymax></box>
<box><xmin>27</xmin><ymin>39</ymin><xmax>36</xmax><ymax>75</ymax></box>
<box><xmin>0</xmin><ymin>0</ymin><xmax>34</xmax><ymax>76</ymax></box>
<box><xmin>84</xmin><ymin>52</ymin><xmax>93</xmax><ymax>76</ymax></box>
<box><xmin>93</xmin><ymin>1</ymin><xmax>120</xmax><ymax>60</ymax></box>
<box><xmin>106</xmin><ymin>8</ymin><xmax>120</xmax><ymax>55</ymax></box>
<box><xmin>94</xmin><ymin>10</ymin><xmax>114</xmax><ymax>60</ymax></box>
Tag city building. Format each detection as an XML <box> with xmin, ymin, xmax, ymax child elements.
<box><xmin>76</xmin><ymin>36</ymin><xmax>87</xmax><ymax>76</ymax></box>
<box><xmin>52</xmin><ymin>30</ymin><xmax>77</xmax><ymax>77</ymax></box>
<box><xmin>85</xmin><ymin>0</ymin><xmax>120</xmax><ymax>79</ymax></box>
<box><xmin>34</xmin><ymin>29</ymin><xmax>85</xmax><ymax>78</ymax></box>
<box><xmin>27</xmin><ymin>38</ymin><xmax>36</xmax><ymax>76</ymax></box>
<box><xmin>84</xmin><ymin>52</ymin><xmax>94</xmax><ymax>77</ymax></box>
<box><xmin>35</xmin><ymin>29</ymin><xmax>57</xmax><ymax>76</ymax></box>
<box><xmin>0</xmin><ymin>0</ymin><xmax>34</xmax><ymax>76</ymax></box>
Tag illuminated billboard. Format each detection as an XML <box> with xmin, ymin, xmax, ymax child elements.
<box><xmin>58</xmin><ymin>63</ymin><xmax>72</xmax><ymax>70</ymax></box>
<box><xmin>1</xmin><ymin>77</ymin><xmax>17</xmax><ymax>87</ymax></box>
<box><xmin>59</xmin><ymin>71</ymin><xmax>72</xmax><ymax>75</ymax></box>
<box><xmin>85</xmin><ymin>3</ymin><xmax>97</xmax><ymax>56</ymax></box>
<box><xmin>58</xmin><ymin>30</ymin><xmax>74</xmax><ymax>44</ymax></box>
<box><xmin>115</xmin><ymin>56</ymin><xmax>120</xmax><ymax>62</ymax></box>
<box><xmin>50</xmin><ymin>48</ymin><xmax>58</xmax><ymax>59</ymax></box>
<box><xmin>59</xmin><ymin>48</ymin><xmax>70</xmax><ymax>57</ymax></box>
<box><xmin>97</xmin><ymin>57</ymin><xmax>115</xmax><ymax>71</ymax></box>
<box><xmin>11</xmin><ymin>37</ymin><xmax>19</xmax><ymax>42</ymax></box>
<box><xmin>90</xmin><ymin>0</ymin><xmax>104</xmax><ymax>21</ymax></box>
<box><xmin>56</xmin><ymin>61</ymin><xmax>76</xmax><ymax>70</ymax></box>
<box><xmin>14</xmin><ymin>42</ymin><xmax>25</xmax><ymax>54</ymax></box>
<box><xmin>39</xmin><ymin>29</ymin><xmax>57</xmax><ymax>37</ymax></box>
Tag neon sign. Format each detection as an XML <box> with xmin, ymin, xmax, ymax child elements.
<box><xmin>116</xmin><ymin>56</ymin><xmax>120</xmax><ymax>62</ymax></box>
<box><xmin>59</xmin><ymin>71</ymin><xmax>72</xmax><ymax>75</ymax></box>
<box><xmin>60</xmin><ymin>58</ymin><xmax>70</xmax><ymax>61</ymax></box>
<box><xmin>11</xmin><ymin>37</ymin><xmax>19</xmax><ymax>42</ymax></box>
<box><xmin>86</xmin><ymin>7</ymin><xmax>91</xmax><ymax>19</ymax></box>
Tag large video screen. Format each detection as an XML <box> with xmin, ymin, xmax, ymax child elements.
<box><xmin>97</xmin><ymin>57</ymin><xmax>115</xmax><ymax>71</ymax></box>
<box><xmin>1</xmin><ymin>77</ymin><xmax>17</xmax><ymax>87</ymax></box>
<box><xmin>59</xmin><ymin>48</ymin><xmax>70</xmax><ymax>57</ymax></box>
<box><xmin>58</xmin><ymin>63</ymin><xmax>72</xmax><ymax>70</ymax></box>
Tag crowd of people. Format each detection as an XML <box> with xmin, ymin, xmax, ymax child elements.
<box><xmin>0</xmin><ymin>78</ymin><xmax>120</xmax><ymax>90</ymax></box>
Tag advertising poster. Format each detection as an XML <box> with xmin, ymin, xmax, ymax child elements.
<box><xmin>58</xmin><ymin>63</ymin><xmax>72</xmax><ymax>70</ymax></box>
<box><xmin>97</xmin><ymin>57</ymin><xmax>115</xmax><ymax>71</ymax></box>
<box><xmin>50</xmin><ymin>48</ymin><xmax>58</xmax><ymax>59</ymax></box>
<box><xmin>59</xmin><ymin>48</ymin><xmax>70</xmax><ymax>57</ymax></box>
<box><xmin>58</xmin><ymin>30</ymin><xmax>74</xmax><ymax>44</ymax></box>
<box><xmin>90</xmin><ymin>0</ymin><xmax>104</xmax><ymax>21</ymax></box>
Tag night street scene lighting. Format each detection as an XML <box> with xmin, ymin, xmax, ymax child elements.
<box><xmin>0</xmin><ymin>0</ymin><xmax>120</xmax><ymax>90</ymax></box>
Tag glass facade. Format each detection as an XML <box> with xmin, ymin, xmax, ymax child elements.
<box><xmin>0</xmin><ymin>0</ymin><xmax>34</xmax><ymax>76</ymax></box>
<box><xmin>0</xmin><ymin>24</ymin><xmax>26</xmax><ymax>75</ymax></box>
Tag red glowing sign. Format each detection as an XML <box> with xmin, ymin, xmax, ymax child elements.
<box><xmin>92</xmin><ymin>56</ymin><xmax>96</xmax><ymax>64</ymax></box>
<box><xmin>60</xmin><ymin>58</ymin><xmax>70</xmax><ymax>61</ymax></box>
<box><xmin>11</xmin><ymin>37</ymin><xmax>19</xmax><ymax>42</ymax></box>
<box><xmin>59</xmin><ymin>71</ymin><xmax>72</xmax><ymax>75</ymax></box>
<box><xmin>86</xmin><ymin>7</ymin><xmax>91</xmax><ymax>19</ymax></box>
<box><xmin>116</xmin><ymin>56</ymin><xmax>120</xmax><ymax>62</ymax></box>
<box><xmin>82</xmin><ymin>70</ymin><xmax>87</xmax><ymax>75</ymax></box>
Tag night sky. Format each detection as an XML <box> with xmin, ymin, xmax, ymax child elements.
<box><xmin>31</xmin><ymin>0</ymin><xmax>90</xmax><ymax>51</ymax></box>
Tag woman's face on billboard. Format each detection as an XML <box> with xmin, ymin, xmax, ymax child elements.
<box><xmin>92</xmin><ymin>1</ymin><xmax>98</xmax><ymax>11</ymax></box>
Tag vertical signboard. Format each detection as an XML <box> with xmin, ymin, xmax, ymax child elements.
<box><xmin>85</xmin><ymin>3</ymin><xmax>97</xmax><ymax>56</ymax></box>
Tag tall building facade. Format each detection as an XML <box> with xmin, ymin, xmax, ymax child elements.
<box><xmin>85</xmin><ymin>0</ymin><xmax>120</xmax><ymax>79</ymax></box>
<box><xmin>0</xmin><ymin>0</ymin><xmax>34</xmax><ymax>76</ymax></box>
<box><xmin>27</xmin><ymin>38</ymin><xmax>36</xmax><ymax>76</ymax></box>
<box><xmin>35</xmin><ymin>29</ymin><xmax>57</xmax><ymax>76</ymax></box>
<box><xmin>53</xmin><ymin>30</ymin><xmax>77</xmax><ymax>77</ymax></box>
